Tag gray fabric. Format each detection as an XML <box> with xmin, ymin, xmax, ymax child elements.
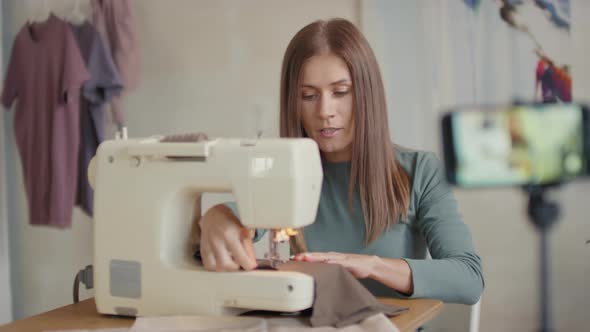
<box><xmin>69</xmin><ymin>21</ymin><xmax>123</xmax><ymax>216</ymax></box>
<box><xmin>276</xmin><ymin>261</ymin><xmax>407</xmax><ymax>328</ymax></box>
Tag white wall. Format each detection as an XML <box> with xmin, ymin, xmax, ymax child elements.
<box><xmin>0</xmin><ymin>2</ymin><xmax>14</xmax><ymax>325</ymax></box>
<box><xmin>3</xmin><ymin>1</ymin><xmax>589</xmax><ymax>331</ymax></box>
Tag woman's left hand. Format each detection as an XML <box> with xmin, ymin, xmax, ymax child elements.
<box><xmin>292</xmin><ymin>252</ymin><xmax>380</xmax><ymax>279</ymax></box>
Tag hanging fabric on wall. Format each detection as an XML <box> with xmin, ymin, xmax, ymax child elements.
<box><xmin>91</xmin><ymin>0</ymin><xmax>141</xmax><ymax>126</ymax></box>
<box><xmin>1</xmin><ymin>14</ymin><xmax>90</xmax><ymax>228</ymax></box>
<box><xmin>69</xmin><ymin>21</ymin><xmax>123</xmax><ymax>217</ymax></box>
<box><xmin>495</xmin><ymin>0</ymin><xmax>572</xmax><ymax>104</ymax></box>
<box><xmin>535</xmin><ymin>50</ymin><xmax>572</xmax><ymax>103</ymax></box>
<box><xmin>463</xmin><ymin>0</ymin><xmax>482</xmax><ymax>12</ymax></box>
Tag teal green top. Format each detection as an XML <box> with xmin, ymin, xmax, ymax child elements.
<box><xmin>227</xmin><ymin>149</ymin><xmax>484</xmax><ymax>305</ymax></box>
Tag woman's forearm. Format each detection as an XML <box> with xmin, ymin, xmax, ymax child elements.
<box><xmin>294</xmin><ymin>252</ymin><xmax>415</xmax><ymax>295</ymax></box>
<box><xmin>369</xmin><ymin>257</ymin><xmax>414</xmax><ymax>295</ymax></box>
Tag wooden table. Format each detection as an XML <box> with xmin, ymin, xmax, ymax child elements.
<box><xmin>0</xmin><ymin>298</ymin><xmax>443</xmax><ymax>332</ymax></box>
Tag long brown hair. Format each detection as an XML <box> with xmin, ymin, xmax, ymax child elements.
<box><xmin>280</xmin><ymin>19</ymin><xmax>410</xmax><ymax>253</ymax></box>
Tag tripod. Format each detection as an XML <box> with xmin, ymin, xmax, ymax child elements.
<box><xmin>525</xmin><ymin>185</ymin><xmax>560</xmax><ymax>332</ymax></box>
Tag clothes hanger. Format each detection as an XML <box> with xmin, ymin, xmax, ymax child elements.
<box><xmin>36</xmin><ymin>0</ymin><xmax>51</xmax><ymax>22</ymax></box>
<box><xmin>69</xmin><ymin>0</ymin><xmax>87</xmax><ymax>25</ymax></box>
<box><xmin>27</xmin><ymin>0</ymin><xmax>50</xmax><ymax>39</ymax></box>
<box><xmin>116</xmin><ymin>125</ymin><xmax>129</xmax><ymax>140</ymax></box>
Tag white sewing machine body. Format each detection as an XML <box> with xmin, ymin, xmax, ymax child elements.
<box><xmin>90</xmin><ymin>137</ymin><xmax>323</xmax><ymax>317</ymax></box>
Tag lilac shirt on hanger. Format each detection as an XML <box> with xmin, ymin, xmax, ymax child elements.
<box><xmin>69</xmin><ymin>21</ymin><xmax>123</xmax><ymax>216</ymax></box>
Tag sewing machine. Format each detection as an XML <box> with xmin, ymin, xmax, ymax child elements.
<box><xmin>88</xmin><ymin>136</ymin><xmax>323</xmax><ymax>317</ymax></box>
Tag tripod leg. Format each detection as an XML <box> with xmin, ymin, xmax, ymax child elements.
<box><xmin>539</xmin><ymin>227</ymin><xmax>553</xmax><ymax>332</ymax></box>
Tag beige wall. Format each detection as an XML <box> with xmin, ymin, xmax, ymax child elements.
<box><xmin>361</xmin><ymin>1</ymin><xmax>590</xmax><ymax>331</ymax></box>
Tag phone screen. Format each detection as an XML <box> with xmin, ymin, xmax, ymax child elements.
<box><xmin>443</xmin><ymin>103</ymin><xmax>588</xmax><ymax>187</ymax></box>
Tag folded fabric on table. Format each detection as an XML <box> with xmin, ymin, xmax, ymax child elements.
<box><xmin>192</xmin><ymin>253</ymin><xmax>407</xmax><ymax>328</ymax></box>
<box><xmin>128</xmin><ymin>313</ymin><xmax>399</xmax><ymax>332</ymax></box>
<box><xmin>275</xmin><ymin>261</ymin><xmax>407</xmax><ymax>328</ymax></box>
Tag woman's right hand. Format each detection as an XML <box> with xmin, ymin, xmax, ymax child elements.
<box><xmin>198</xmin><ymin>204</ymin><xmax>257</xmax><ymax>272</ymax></box>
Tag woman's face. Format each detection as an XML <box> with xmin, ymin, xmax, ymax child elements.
<box><xmin>299</xmin><ymin>53</ymin><xmax>355</xmax><ymax>162</ymax></box>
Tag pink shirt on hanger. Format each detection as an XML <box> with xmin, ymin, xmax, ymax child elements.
<box><xmin>92</xmin><ymin>0</ymin><xmax>141</xmax><ymax>125</ymax></box>
<box><xmin>2</xmin><ymin>14</ymin><xmax>90</xmax><ymax>227</ymax></box>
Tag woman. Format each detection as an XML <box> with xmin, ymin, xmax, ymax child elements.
<box><xmin>197</xmin><ymin>18</ymin><xmax>484</xmax><ymax>305</ymax></box>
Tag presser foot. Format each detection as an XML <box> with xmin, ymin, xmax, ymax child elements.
<box><xmin>266</xmin><ymin>230</ymin><xmax>281</xmax><ymax>268</ymax></box>
<box><xmin>263</xmin><ymin>228</ymin><xmax>299</xmax><ymax>268</ymax></box>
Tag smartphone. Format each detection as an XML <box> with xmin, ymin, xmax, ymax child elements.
<box><xmin>441</xmin><ymin>103</ymin><xmax>590</xmax><ymax>188</ymax></box>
